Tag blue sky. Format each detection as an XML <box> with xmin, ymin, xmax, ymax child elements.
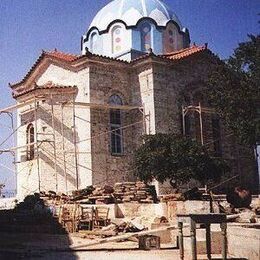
<box><xmin>0</xmin><ymin>0</ymin><xmax>259</xmax><ymax>193</ymax></box>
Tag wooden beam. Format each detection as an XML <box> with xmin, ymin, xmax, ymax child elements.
<box><xmin>0</xmin><ymin>142</ymin><xmax>37</xmax><ymax>152</ymax></box>
<box><xmin>0</xmin><ymin>140</ymin><xmax>51</xmax><ymax>152</ymax></box>
<box><xmin>65</xmin><ymin>101</ymin><xmax>142</xmax><ymax>111</ymax></box>
<box><xmin>0</xmin><ymin>99</ymin><xmax>36</xmax><ymax>113</ymax></box>
<box><xmin>0</xmin><ymin>99</ymin><xmax>142</xmax><ymax>113</ymax></box>
<box><xmin>70</xmin><ymin>224</ymin><xmax>186</xmax><ymax>250</ymax></box>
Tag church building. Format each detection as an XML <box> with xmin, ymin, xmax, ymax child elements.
<box><xmin>10</xmin><ymin>0</ymin><xmax>257</xmax><ymax>198</ymax></box>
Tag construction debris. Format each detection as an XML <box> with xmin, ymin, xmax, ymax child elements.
<box><xmin>70</xmin><ymin>224</ymin><xmax>181</xmax><ymax>250</ymax></box>
<box><xmin>235</xmin><ymin>209</ymin><xmax>257</xmax><ymax>223</ymax></box>
<box><xmin>160</xmin><ymin>193</ymin><xmax>184</xmax><ymax>202</ymax></box>
<box><xmin>114</xmin><ymin>182</ymin><xmax>157</xmax><ymax>203</ymax></box>
<box><xmin>89</xmin><ymin>219</ymin><xmax>147</xmax><ymax>237</ymax></box>
<box><xmin>40</xmin><ymin>181</ymin><xmax>157</xmax><ymax>204</ymax></box>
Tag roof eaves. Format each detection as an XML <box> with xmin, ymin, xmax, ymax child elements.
<box><xmin>10</xmin><ymin>50</ymin><xmax>81</xmax><ymax>89</ymax></box>
<box><xmin>82</xmin><ymin>49</ymin><xmax>130</xmax><ymax>65</ymax></box>
<box><xmin>13</xmin><ymin>83</ymin><xmax>77</xmax><ymax>99</ymax></box>
<box><xmin>159</xmin><ymin>45</ymin><xmax>208</xmax><ymax>61</ymax></box>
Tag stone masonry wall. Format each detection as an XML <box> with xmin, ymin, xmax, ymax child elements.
<box><xmin>89</xmin><ymin>62</ymin><xmax>143</xmax><ymax>186</ymax></box>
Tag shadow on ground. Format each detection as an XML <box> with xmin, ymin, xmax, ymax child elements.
<box><xmin>0</xmin><ymin>194</ymin><xmax>77</xmax><ymax>259</ymax></box>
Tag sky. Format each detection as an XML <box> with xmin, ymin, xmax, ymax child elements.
<box><xmin>0</xmin><ymin>0</ymin><xmax>259</xmax><ymax>194</ymax></box>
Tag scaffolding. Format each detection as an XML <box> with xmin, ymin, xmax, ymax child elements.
<box><xmin>182</xmin><ymin>103</ymin><xmax>248</xmax><ymax>188</ymax></box>
<box><xmin>0</xmin><ymin>94</ymin><xmax>147</xmax><ymax>195</ymax></box>
<box><xmin>182</xmin><ymin>102</ymin><xmax>216</xmax><ymax>145</ymax></box>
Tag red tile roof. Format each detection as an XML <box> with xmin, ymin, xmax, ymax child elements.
<box><xmin>13</xmin><ymin>81</ymin><xmax>77</xmax><ymax>98</ymax></box>
<box><xmin>159</xmin><ymin>45</ymin><xmax>207</xmax><ymax>60</ymax></box>
<box><xmin>45</xmin><ymin>49</ymin><xmax>80</xmax><ymax>62</ymax></box>
<box><xmin>10</xmin><ymin>50</ymin><xmax>81</xmax><ymax>88</ymax></box>
<box><xmin>10</xmin><ymin>45</ymin><xmax>209</xmax><ymax>90</ymax></box>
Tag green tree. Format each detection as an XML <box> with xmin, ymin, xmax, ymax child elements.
<box><xmin>208</xmin><ymin>34</ymin><xmax>260</xmax><ymax>147</ymax></box>
<box><xmin>133</xmin><ymin>133</ymin><xmax>229</xmax><ymax>188</ymax></box>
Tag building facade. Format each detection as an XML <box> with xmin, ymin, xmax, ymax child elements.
<box><xmin>10</xmin><ymin>0</ymin><xmax>257</xmax><ymax>198</ymax></box>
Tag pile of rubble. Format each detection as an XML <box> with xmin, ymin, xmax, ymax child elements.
<box><xmin>160</xmin><ymin>193</ymin><xmax>184</xmax><ymax>202</ymax></box>
<box><xmin>40</xmin><ymin>181</ymin><xmax>157</xmax><ymax>204</ymax></box>
<box><xmin>101</xmin><ymin>219</ymin><xmax>147</xmax><ymax>236</ymax></box>
<box><xmin>114</xmin><ymin>182</ymin><xmax>157</xmax><ymax>203</ymax></box>
<box><xmin>72</xmin><ymin>185</ymin><xmax>115</xmax><ymax>204</ymax></box>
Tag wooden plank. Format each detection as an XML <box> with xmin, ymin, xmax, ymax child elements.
<box><xmin>70</xmin><ymin>224</ymin><xmax>185</xmax><ymax>250</ymax></box>
<box><xmin>0</xmin><ymin>140</ymin><xmax>52</xmax><ymax>153</ymax></box>
<box><xmin>0</xmin><ymin>142</ymin><xmax>37</xmax><ymax>152</ymax></box>
<box><xmin>0</xmin><ymin>98</ymin><xmax>38</xmax><ymax>113</ymax></box>
<box><xmin>65</xmin><ymin>101</ymin><xmax>142</xmax><ymax>111</ymax></box>
<box><xmin>78</xmin><ymin>230</ymin><xmax>117</xmax><ymax>237</ymax></box>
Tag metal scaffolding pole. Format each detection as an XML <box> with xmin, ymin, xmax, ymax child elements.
<box><xmin>50</xmin><ymin>94</ymin><xmax>58</xmax><ymax>192</ymax></box>
<box><xmin>182</xmin><ymin>105</ymin><xmax>186</xmax><ymax>136</ymax></box>
<box><xmin>72</xmin><ymin>96</ymin><xmax>79</xmax><ymax>190</ymax></box>
<box><xmin>34</xmin><ymin>98</ymin><xmax>41</xmax><ymax>193</ymax></box>
<box><xmin>61</xmin><ymin>102</ymin><xmax>68</xmax><ymax>193</ymax></box>
<box><xmin>199</xmin><ymin>103</ymin><xmax>204</xmax><ymax>145</ymax></box>
<box><xmin>182</xmin><ymin>104</ymin><xmax>216</xmax><ymax>145</ymax></box>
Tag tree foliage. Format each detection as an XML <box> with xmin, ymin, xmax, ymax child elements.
<box><xmin>133</xmin><ymin>133</ymin><xmax>229</xmax><ymax>188</ymax></box>
<box><xmin>208</xmin><ymin>34</ymin><xmax>260</xmax><ymax>146</ymax></box>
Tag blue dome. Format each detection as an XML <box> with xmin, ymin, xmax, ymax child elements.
<box><xmin>89</xmin><ymin>0</ymin><xmax>183</xmax><ymax>32</ymax></box>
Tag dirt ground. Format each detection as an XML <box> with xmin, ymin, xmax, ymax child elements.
<box><xmin>0</xmin><ymin>232</ymin><xmax>247</xmax><ymax>260</ymax></box>
<box><xmin>0</xmin><ymin>250</ymin><xmax>246</xmax><ymax>260</ymax></box>
<box><xmin>0</xmin><ymin>249</ymin><xmax>179</xmax><ymax>260</ymax></box>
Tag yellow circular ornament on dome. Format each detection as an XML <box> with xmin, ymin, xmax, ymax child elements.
<box><xmin>145</xmin><ymin>44</ymin><xmax>151</xmax><ymax>50</ymax></box>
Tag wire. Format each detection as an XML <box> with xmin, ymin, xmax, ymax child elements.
<box><xmin>0</xmin><ymin>162</ymin><xmax>14</xmax><ymax>173</ymax></box>
<box><xmin>0</xmin><ymin>124</ymin><xmax>22</xmax><ymax>148</ymax></box>
<box><xmin>76</xmin><ymin>119</ymin><xmax>144</xmax><ymax>144</ymax></box>
<box><xmin>209</xmin><ymin>174</ymin><xmax>240</xmax><ymax>190</ymax></box>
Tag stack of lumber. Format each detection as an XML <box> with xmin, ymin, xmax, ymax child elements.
<box><xmin>114</xmin><ymin>181</ymin><xmax>156</xmax><ymax>203</ymax></box>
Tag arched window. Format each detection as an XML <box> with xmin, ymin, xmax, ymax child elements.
<box><xmin>109</xmin><ymin>95</ymin><xmax>123</xmax><ymax>155</ymax></box>
<box><xmin>140</xmin><ymin>23</ymin><xmax>151</xmax><ymax>52</ymax></box>
<box><xmin>26</xmin><ymin>123</ymin><xmax>35</xmax><ymax>160</ymax></box>
<box><xmin>112</xmin><ymin>26</ymin><xmax>123</xmax><ymax>54</ymax></box>
<box><xmin>90</xmin><ymin>32</ymin><xmax>98</xmax><ymax>53</ymax></box>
